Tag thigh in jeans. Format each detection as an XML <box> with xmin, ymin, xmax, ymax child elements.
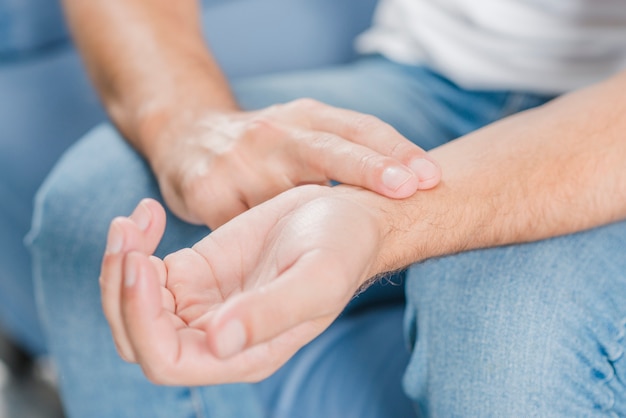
<box><xmin>404</xmin><ymin>220</ymin><xmax>626</xmax><ymax>417</ymax></box>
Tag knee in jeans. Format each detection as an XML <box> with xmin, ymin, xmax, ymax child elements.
<box><xmin>403</xmin><ymin>225</ymin><xmax>626</xmax><ymax>415</ymax></box>
<box><xmin>28</xmin><ymin>124</ymin><xmax>155</xmax><ymax>262</ymax></box>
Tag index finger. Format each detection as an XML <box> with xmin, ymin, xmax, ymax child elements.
<box><xmin>287</xmin><ymin>99</ymin><xmax>441</xmax><ymax>189</ymax></box>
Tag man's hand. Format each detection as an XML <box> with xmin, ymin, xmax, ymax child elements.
<box><xmin>144</xmin><ymin>98</ymin><xmax>440</xmax><ymax>229</ymax></box>
<box><xmin>100</xmin><ymin>187</ymin><xmax>395</xmax><ymax>385</ymax></box>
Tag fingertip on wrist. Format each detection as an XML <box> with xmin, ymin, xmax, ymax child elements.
<box><xmin>381</xmin><ymin>165</ymin><xmax>419</xmax><ymax>196</ymax></box>
<box><xmin>409</xmin><ymin>157</ymin><xmax>441</xmax><ymax>190</ymax></box>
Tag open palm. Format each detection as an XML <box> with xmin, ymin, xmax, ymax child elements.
<box><xmin>100</xmin><ymin>185</ymin><xmax>386</xmax><ymax>385</ymax></box>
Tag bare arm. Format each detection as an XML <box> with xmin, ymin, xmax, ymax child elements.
<box><xmin>373</xmin><ymin>70</ymin><xmax>626</xmax><ymax>272</ymax></box>
<box><xmin>62</xmin><ymin>0</ymin><xmax>237</xmax><ymax>154</ymax></box>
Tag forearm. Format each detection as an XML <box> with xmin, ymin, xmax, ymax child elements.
<box><xmin>370</xmin><ymin>71</ymin><xmax>626</xmax><ymax>273</ymax></box>
<box><xmin>62</xmin><ymin>0</ymin><xmax>238</xmax><ymax>155</ymax></box>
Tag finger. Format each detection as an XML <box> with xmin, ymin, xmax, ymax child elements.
<box><xmin>100</xmin><ymin>200</ymin><xmax>167</xmax><ymax>361</ymax></box>
<box><xmin>127</xmin><ymin>199</ymin><xmax>167</xmax><ymax>254</ymax></box>
<box><xmin>120</xmin><ymin>252</ymin><xmax>185</xmax><ymax>379</ymax></box>
<box><xmin>149</xmin><ymin>255</ymin><xmax>168</xmax><ymax>287</ymax></box>
<box><xmin>123</xmin><ymin>250</ymin><xmax>331</xmax><ymax>385</ymax></box>
<box><xmin>290</xmin><ymin>128</ymin><xmax>422</xmax><ymax>198</ymax></box>
<box><xmin>291</xmin><ymin>99</ymin><xmax>441</xmax><ymax>190</ymax></box>
<box><xmin>204</xmin><ymin>252</ymin><xmax>353</xmax><ymax>359</ymax></box>
<box><xmin>160</xmin><ymin>248</ymin><xmax>228</xmax><ymax>325</ymax></box>
<box><xmin>101</xmin><ymin>221</ymin><xmax>135</xmax><ymax>361</ymax></box>
<box><xmin>122</xmin><ymin>271</ymin><xmax>323</xmax><ymax>386</ymax></box>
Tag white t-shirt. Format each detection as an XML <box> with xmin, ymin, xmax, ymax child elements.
<box><xmin>356</xmin><ymin>0</ymin><xmax>626</xmax><ymax>93</ymax></box>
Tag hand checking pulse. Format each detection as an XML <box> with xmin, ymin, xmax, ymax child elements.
<box><xmin>144</xmin><ymin>98</ymin><xmax>440</xmax><ymax>229</ymax></box>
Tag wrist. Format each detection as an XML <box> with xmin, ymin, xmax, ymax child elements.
<box><xmin>100</xmin><ymin>47</ymin><xmax>239</xmax><ymax>157</ymax></box>
<box><xmin>331</xmin><ymin>185</ymin><xmax>431</xmax><ymax>280</ymax></box>
<box><xmin>338</xmin><ymin>173</ymin><xmax>480</xmax><ymax>281</ymax></box>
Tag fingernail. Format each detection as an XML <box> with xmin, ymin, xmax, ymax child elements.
<box><xmin>132</xmin><ymin>201</ymin><xmax>151</xmax><ymax>231</ymax></box>
<box><xmin>382</xmin><ymin>166</ymin><xmax>414</xmax><ymax>191</ymax></box>
<box><xmin>409</xmin><ymin>158</ymin><xmax>439</xmax><ymax>182</ymax></box>
<box><xmin>215</xmin><ymin>319</ymin><xmax>247</xmax><ymax>358</ymax></box>
<box><xmin>106</xmin><ymin>223</ymin><xmax>123</xmax><ymax>254</ymax></box>
<box><xmin>124</xmin><ymin>255</ymin><xmax>137</xmax><ymax>288</ymax></box>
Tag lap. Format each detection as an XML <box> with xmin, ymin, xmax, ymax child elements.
<box><xmin>259</xmin><ymin>305</ymin><xmax>415</xmax><ymax>418</ymax></box>
<box><xmin>0</xmin><ymin>48</ymin><xmax>106</xmax><ymax>354</ymax></box>
<box><xmin>29</xmin><ymin>56</ymin><xmax>553</xmax><ymax>416</ymax></box>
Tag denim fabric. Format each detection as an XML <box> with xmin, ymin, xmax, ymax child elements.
<box><xmin>0</xmin><ymin>182</ymin><xmax>44</xmax><ymax>354</ymax></box>
<box><xmin>404</xmin><ymin>223</ymin><xmax>626</xmax><ymax>417</ymax></box>
<box><xmin>27</xmin><ymin>55</ymin><xmax>623</xmax><ymax>417</ymax></box>
<box><xmin>0</xmin><ymin>50</ymin><xmax>106</xmax><ymax>355</ymax></box>
<box><xmin>0</xmin><ymin>0</ymin><xmax>67</xmax><ymax>59</ymax></box>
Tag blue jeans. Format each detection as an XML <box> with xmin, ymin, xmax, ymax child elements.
<box><xmin>0</xmin><ymin>51</ymin><xmax>105</xmax><ymax>356</ymax></box>
<box><xmin>29</xmin><ymin>56</ymin><xmax>626</xmax><ymax>417</ymax></box>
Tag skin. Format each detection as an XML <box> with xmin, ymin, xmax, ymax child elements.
<box><xmin>101</xmin><ymin>70</ymin><xmax>626</xmax><ymax>385</ymax></box>
<box><xmin>62</xmin><ymin>0</ymin><xmax>441</xmax><ymax>229</ymax></box>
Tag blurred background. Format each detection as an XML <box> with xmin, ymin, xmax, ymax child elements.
<box><xmin>1</xmin><ymin>1</ymin><xmax>102</xmax><ymax>416</ymax></box>
<box><xmin>0</xmin><ymin>332</ymin><xmax>64</xmax><ymax>417</ymax></box>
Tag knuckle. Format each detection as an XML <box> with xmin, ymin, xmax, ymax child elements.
<box><xmin>244</xmin><ymin>114</ymin><xmax>282</xmax><ymax>138</ymax></box>
<box><xmin>238</xmin><ymin>116</ymin><xmax>286</xmax><ymax>152</ymax></box>
<box><xmin>357</xmin><ymin>152</ymin><xmax>385</xmax><ymax>177</ymax></box>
